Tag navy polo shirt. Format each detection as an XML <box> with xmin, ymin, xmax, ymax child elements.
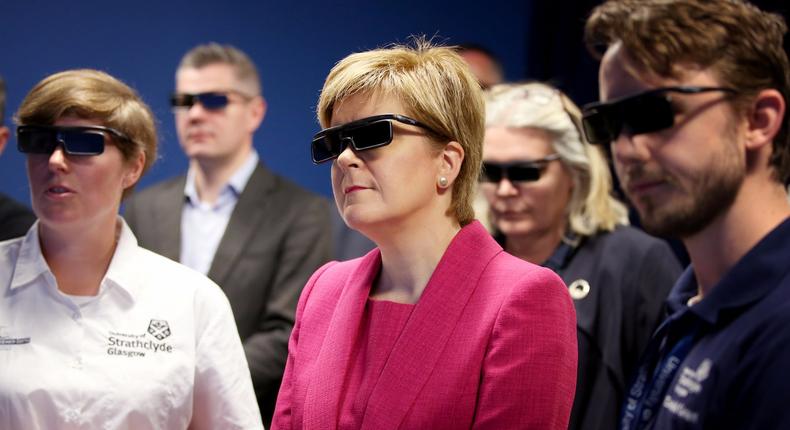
<box><xmin>625</xmin><ymin>216</ymin><xmax>790</xmax><ymax>429</ymax></box>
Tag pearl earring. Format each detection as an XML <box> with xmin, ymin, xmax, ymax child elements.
<box><xmin>438</xmin><ymin>176</ymin><xmax>449</xmax><ymax>188</ymax></box>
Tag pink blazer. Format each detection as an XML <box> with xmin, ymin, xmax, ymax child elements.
<box><xmin>272</xmin><ymin>221</ymin><xmax>577</xmax><ymax>429</ymax></box>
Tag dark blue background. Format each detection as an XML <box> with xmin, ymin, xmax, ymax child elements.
<box><xmin>0</xmin><ymin>0</ymin><xmax>530</xmax><ymax>204</ymax></box>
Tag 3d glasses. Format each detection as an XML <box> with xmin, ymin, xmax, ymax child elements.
<box><xmin>16</xmin><ymin>124</ymin><xmax>130</xmax><ymax>156</ymax></box>
<box><xmin>480</xmin><ymin>154</ymin><xmax>561</xmax><ymax>183</ymax></box>
<box><xmin>311</xmin><ymin>114</ymin><xmax>443</xmax><ymax>164</ymax></box>
<box><xmin>581</xmin><ymin>86</ymin><xmax>737</xmax><ymax>145</ymax></box>
<box><xmin>170</xmin><ymin>91</ymin><xmax>244</xmax><ymax>110</ymax></box>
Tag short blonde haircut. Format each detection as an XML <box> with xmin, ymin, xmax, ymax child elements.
<box><xmin>316</xmin><ymin>38</ymin><xmax>485</xmax><ymax>225</ymax></box>
<box><xmin>16</xmin><ymin>69</ymin><xmax>158</xmax><ymax>199</ymax></box>
<box><xmin>483</xmin><ymin>82</ymin><xmax>628</xmax><ymax>236</ymax></box>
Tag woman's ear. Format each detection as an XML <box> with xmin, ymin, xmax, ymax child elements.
<box><xmin>123</xmin><ymin>151</ymin><xmax>145</xmax><ymax>189</ymax></box>
<box><xmin>438</xmin><ymin>141</ymin><xmax>465</xmax><ymax>189</ymax></box>
<box><xmin>744</xmin><ymin>88</ymin><xmax>785</xmax><ymax>151</ymax></box>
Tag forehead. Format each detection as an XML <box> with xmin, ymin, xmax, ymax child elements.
<box><xmin>599</xmin><ymin>42</ymin><xmax>722</xmax><ymax>101</ymax></box>
<box><xmin>53</xmin><ymin>116</ymin><xmax>103</xmax><ymax>127</ymax></box>
<box><xmin>176</xmin><ymin>63</ymin><xmax>240</xmax><ymax>92</ymax></box>
<box><xmin>483</xmin><ymin>127</ymin><xmax>554</xmax><ymax>160</ymax></box>
<box><xmin>330</xmin><ymin>92</ymin><xmax>407</xmax><ymax>127</ymax></box>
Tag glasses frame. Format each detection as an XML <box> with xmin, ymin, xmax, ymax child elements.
<box><xmin>170</xmin><ymin>90</ymin><xmax>253</xmax><ymax>111</ymax></box>
<box><xmin>16</xmin><ymin>124</ymin><xmax>132</xmax><ymax>156</ymax></box>
<box><xmin>581</xmin><ymin>86</ymin><xmax>738</xmax><ymax>145</ymax></box>
<box><xmin>311</xmin><ymin>113</ymin><xmax>446</xmax><ymax>164</ymax></box>
<box><xmin>480</xmin><ymin>153</ymin><xmax>562</xmax><ymax>184</ymax></box>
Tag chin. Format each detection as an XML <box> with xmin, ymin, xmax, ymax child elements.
<box><xmin>495</xmin><ymin>220</ymin><xmax>532</xmax><ymax>237</ymax></box>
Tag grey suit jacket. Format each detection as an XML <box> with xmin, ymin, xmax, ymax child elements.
<box><xmin>123</xmin><ymin>163</ymin><xmax>332</xmax><ymax>420</ymax></box>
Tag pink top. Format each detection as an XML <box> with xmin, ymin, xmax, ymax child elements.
<box><xmin>338</xmin><ymin>299</ymin><xmax>414</xmax><ymax>428</ymax></box>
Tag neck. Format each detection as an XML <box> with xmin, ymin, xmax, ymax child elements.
<box><xmin>369</xmin><ymin>211</ymin><xmax>461</xmax><ymax>304</ymax></box>
<box><xmin>504</xmin><ymin>225</ymin><xmax>566</xmax><ymax>265</ymax></box>
<box><xmin>39</xmin><ymin>216</ymin><xmax>120</xmax><ymax>296</ymax></box>
<box><xmin>684</xmin><ymin>178</ymin><xmax>790</xmax><ymax>297</ymax></box>
<box><xmin>192</xmin><ymin>146</ymin><xmax>252</xmax><ymax>204</ymax></box>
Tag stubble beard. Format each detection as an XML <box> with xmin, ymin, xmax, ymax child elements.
<box><xmin>632</xmin><ymin>143</ymin><xmax>744</xmax><ymax>239</ymax></box>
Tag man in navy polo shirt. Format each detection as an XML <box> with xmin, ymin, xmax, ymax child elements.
<box><xmin>582</xmin><ymin>1</ymin><xmax>790</xmax><ymax>428</ymax></box>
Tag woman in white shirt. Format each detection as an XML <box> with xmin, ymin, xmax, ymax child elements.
<box><xmin>0</xmin><ymin>69</ymin><xmax>263</xmax><ymax>430</ymax></box>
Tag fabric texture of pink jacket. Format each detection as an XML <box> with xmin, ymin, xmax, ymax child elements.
<box><xmin>271</xmin><ymin>221</ymin><xmax>577</xmax><ymax>429</ymax></box>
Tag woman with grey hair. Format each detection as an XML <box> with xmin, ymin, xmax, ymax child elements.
<box><xmin>478</xmin><ymin>81</ymin><xmax>682</xmax><ymax>430</ymax></box>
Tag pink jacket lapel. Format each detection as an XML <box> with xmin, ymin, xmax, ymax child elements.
<box><xmin>303</xmin><ymin>249</ymin><xmax>383</xmax><ymax>430</ymax></box>
<box><xmin>361</xmin><ymin>221</ymin><xmax>502</xmax><ymax>429</ymax></box>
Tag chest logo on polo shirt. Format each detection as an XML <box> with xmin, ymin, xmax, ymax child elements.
<box><xmin>106</xmin><ymin>319</ymin><xmax>175</xmax><ymax>358</ymax></box>
<box><xmin>661</xmin><ymin>358</ymin><xmax>713</xmax><ymax>424</ymax></box>
<box><xmin>147</xmin><ymin>319</ymin><xmax>171</xmax><ymax>340</ymax></box>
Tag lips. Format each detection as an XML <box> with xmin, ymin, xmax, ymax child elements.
<box><xmin>45</xmin><ymin>184</ymin><xmax>75</xmax><ymax>197</ymax></box>
<box><xmin>344</xmin><ymin>185</ymin><xmax>368</xmax><ymax>194</ymax></box>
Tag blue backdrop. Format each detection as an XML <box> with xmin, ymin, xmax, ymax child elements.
<box><xmin>0</xmin><ymin>0</ymin><xmax>530</xmax><ymax>205</ymax></box>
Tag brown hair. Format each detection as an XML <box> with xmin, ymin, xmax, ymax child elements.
<box><xmin>586</xmin><ymin>0</ymin><xmax>790</xmax><ymax>183</ymax></box>
<box><xmin>16</xmin><ymin>69</ymin><xmax>158</xmax><ymax>198</ymax></box>
<box><xmin>317</xmin><ymin>37</ymin><xmax>485</xmax><ymax>225</ymax></box>
<box><xmin>178</xmin><ymin>42</ymin><xmax>262</xmax><ymax>96</ymax></box>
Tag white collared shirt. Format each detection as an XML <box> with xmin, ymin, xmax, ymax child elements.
<box><xmin>0</xmin><ymin>219</ymin><xmax>263</xmax><ymax>430</ymax></box>
<box><xmin>181</xmin><ymin>151</ymin><xmax>258</xmax><ymax>275</ymax></box>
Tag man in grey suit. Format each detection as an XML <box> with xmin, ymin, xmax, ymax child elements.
<box><xmin>123</xmin><ymin>43</ymin><xmax>331</xmax><ymax>424</ymax></box>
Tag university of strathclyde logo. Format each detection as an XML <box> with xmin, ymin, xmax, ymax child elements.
<box><xmin>147</xmin><ymin>319</ymin><xmax>171</xmax><ymax>340</ymax></box>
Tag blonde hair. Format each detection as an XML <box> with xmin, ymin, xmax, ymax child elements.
<box><xmin>16</xmin><ymin>69</ymin><xmax>158</xmax><ymax>199</ymax></box>
<box><xmin>316</xmin><ymin>37</ymin><xmax>485</xmax><ymax>225</ymax></box>
<box><xmin>483</xmin><ymin>82</ymin><xmax>628</xmax><ymax>236</ymax></box>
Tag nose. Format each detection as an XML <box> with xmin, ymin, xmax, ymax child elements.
<box><xmin>184</xmin><ymin>101</ymin><xmax>211</xmax><ymax>121</ymax></box>
<box><xmin>335</xmin><ymin>138</ymin><xmax>361</xmax><ymax>169</ymax></box>
<box><xmin>495</xmin><ymin>177</ymin><xmax>519</xmax><ymax>197</ymax></box>
<box><xmin>47</xmin><ymin>144</ymin><xmax>69</xmax><ymax>172</ymax></box>
<box><xmin>611</xmin><ymin>132</ymin><xmax>651</xmax><ymax>167</ymax></box>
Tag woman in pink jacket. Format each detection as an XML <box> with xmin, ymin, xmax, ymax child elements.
<box><xmin>271</xmin><ymin>40</ymin><xmax>577</xmax><ymax>430</ymax></box>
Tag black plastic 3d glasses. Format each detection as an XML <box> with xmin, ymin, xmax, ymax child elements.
<box><xmin>581</xmin><ymin>86</ymin><xmax>737</xmax><ymax>145</ymax></box>
<box><xmin>480</xmin><ymin>154</ymin><xmax>561</xmax><ymax>183</ymax></box>
<box><xmin>311</xmin><ymin>114</ymin><xmax>443</xmax><ymax>164</ymax></box>
<box><xmin>170</xmin><ymin>91</ymin><xmax>248</xmax><ymax>110</ymax></box>
<box><xmin>17</xmin><ymin>124</ymin><xmax>131</xmax><ymax>156</ymax></box>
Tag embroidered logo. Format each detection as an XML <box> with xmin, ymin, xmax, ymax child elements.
<box><xmin>661</xmin><ymin>358</ymin><xmax>713</xmax><ymax>424</ymax></box>
<box><xmin>568</xmin><ymin>279</ymin><xmax>591</xmax><ymax>300</ymax></box>
<box><xmin>147</xmin><ymin>319</ymin><xmax>171</xmax><ymax>340</ymax></box>
<box><xmin>674</xmin><ymin>359</ymin><xmax>711</xmax><ymax>397</ymax></box>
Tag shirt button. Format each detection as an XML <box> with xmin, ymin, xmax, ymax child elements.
<box><xmin>65</xmin><ymin>409</ymin><xmax>79</xmax><ymax>422</ymax></box>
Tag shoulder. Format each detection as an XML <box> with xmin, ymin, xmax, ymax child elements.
<box><xmin>592</xmin><ymin>225</ymin><xmax>671</xmax><ymax>253</ymax></box>
<box><xmin>126</xmin><ymin>175</ymin><xmax>186</xmax><ymax>206</ymax></box>
<box><xmin>302</xmin><ymin>257</ymin><xmax>363</xmax><ymax>298</ymax></box>
<box><xmin>582</xmin><ymin>226</ymin><xmax>681</xmax><ymax>271</ymax></box>
<box><xmin>253</xmin><ymin>164</ymin><xmax>328</xmax><ymax>207</ymax></box>
<box><xmin>485</xmin><ymin>251</ymin><xmax>572</xmax><ymax>308</ymax></box>
<box><xmin>132</xmin><ymin>245</ymin><xmax>225</xmax><ymax>300</ymax></box>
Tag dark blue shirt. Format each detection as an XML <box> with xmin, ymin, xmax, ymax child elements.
<box><xmin>624</xmin><ymin>216</ymin><xmax>790</xmax><ymax>429</ymax></box>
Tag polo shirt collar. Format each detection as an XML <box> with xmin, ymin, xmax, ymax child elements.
<box><xmin>10</xmin><ymin>221</ymin><xmax>50</xmax><ymax>290</ymax></box>
<box><xmin>667</xmin><ymin>215</ymin><xmax>790</xmax><ymax>326</ymax></box>
<box><xmin>10</xmin><ymin>218</ymin><xmax>141</xmax><ymax>304</ymax></box>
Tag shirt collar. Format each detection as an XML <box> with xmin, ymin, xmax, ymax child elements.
<box><xmin>10</xmin><ymin>218</ymin><xmax>140</xmax><ymax>304</ymax></box>
<box><xmin>667</xmin><ymin>215</ymin><xmax>790</xmax><ymax>326</ymax></box>
<box><xmin>184</xmin><ymin>150</ymin><xmax>259</xmax><ymax>204</ymax></box>
<box><xmin>10</xmin><ymin>221</ymin><xmax>50</xmax><ymax>290</ymax></box>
